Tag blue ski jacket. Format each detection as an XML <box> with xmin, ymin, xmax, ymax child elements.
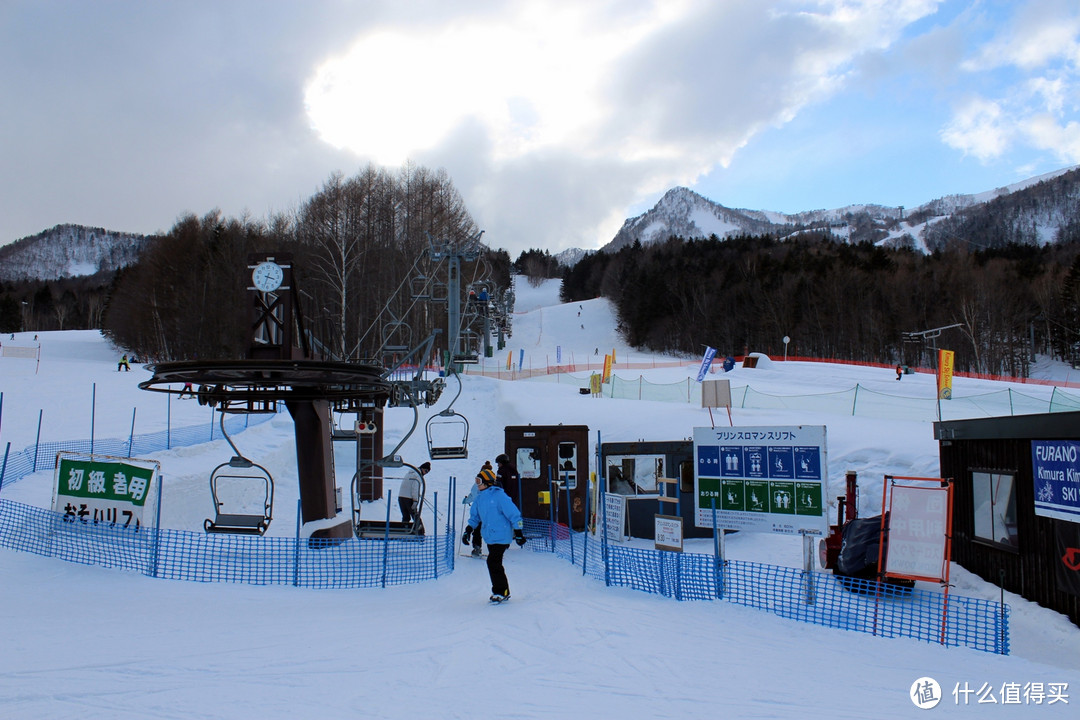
<box><xmin>468</xmin><ymin>485</ymin><xmax>523</xmax><ymax>545</ymax></box>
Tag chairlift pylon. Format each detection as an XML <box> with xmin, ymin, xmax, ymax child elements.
<box><xmin>204</xmin><ymin>409</ymin><xmax>274</xmax><ymax>535</ymax></box>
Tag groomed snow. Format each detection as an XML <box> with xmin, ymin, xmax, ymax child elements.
<box><xmin>1</xmin><ymin>277</ymin><xmax>1078</xmax><ymax>719</ymax></box>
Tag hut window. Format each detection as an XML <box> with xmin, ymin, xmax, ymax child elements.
<box><xmin>972</xmin><ymin>471</ymin><xmax>1018</xmax><ymax>548</ymax></box>
<box><xmin>605</xmin><ymin>454</ymin><xmax>663</xmax><ymax>496</ymax></box>
<box><xmin>515</xmin><ymin>447</ymin><xmax>542</xmax><ymax>479</ymax></box>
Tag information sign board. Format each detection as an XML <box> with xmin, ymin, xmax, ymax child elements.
<box><xmin>694</xmin><ymin>425</ymin><xmax>827</xmax><ymax>535</ymax></box>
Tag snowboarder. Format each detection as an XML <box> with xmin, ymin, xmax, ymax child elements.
<box><xmin>117</xmin><ymin>355</ymin><xmax>130</xmax><ymax>372</ymax></box>
<box><xmin>896</xmin><ymin>364</ymin><xmax>902</xmax><ymax>381</ymax></box>
<box><xmin>462</xmin><ymin>467</ymin><xmax>525</xmax><ymax>603</ymax></box>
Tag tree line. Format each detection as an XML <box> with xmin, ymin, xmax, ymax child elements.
<box><xmin>559</xmin><ymin>234</ymin><xmax>1080</xmax><ymax>375</ymax></box>
<box><xmin>1</xmin><ymin>163</ymin><xmax>510</xmax><ymax>364</ymax></box>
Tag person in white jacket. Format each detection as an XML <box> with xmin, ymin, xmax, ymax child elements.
<box><xmin>398</xmin><ymin>461</ymin><xmax>430</xmax><ymax>534</ymax></box>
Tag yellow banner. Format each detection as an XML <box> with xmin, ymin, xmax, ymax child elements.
<box><xmin>602</xmin><ymin>354</ymin><xmax>612</xmax><ymax>383</ymax></box>
<box><xmin>611</xmin><ymin>348</ymin><xmax>616</xmax><ymax>364</ymax></box>
<box><xmin>937</xmin><ymin>349</ymin><xmax>954</xmax><ymax>399</ymax></box>
<box><xmin>506</xmin><ymin>351</ymin><xmax>512</xmax><ymax>370</ymax></box>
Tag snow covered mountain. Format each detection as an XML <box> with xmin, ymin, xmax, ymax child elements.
<box><xmin>0</xmin><ymin>224</ymin><xmax>156</xmax><ymax>282</ymax></box>
<box><xmin>600</xmin><ymin>165</ymin><xmax>1080</xmax><ymax>255</ymax></box>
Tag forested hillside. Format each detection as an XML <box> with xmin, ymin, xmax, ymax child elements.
<box><xmin>560</xmin><ymin>235</ymin><xmax>1080</xmax><ymax>375</ymax></box>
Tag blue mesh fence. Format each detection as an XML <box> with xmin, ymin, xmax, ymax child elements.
<box><xmin>0</xmin><ymin>498</ymin><xmax>456</xmax><ymax>588</ymax></box>
<box><xmin>1</xmin><ymin>411</ymin><xmax>1007</xmax><ymax>651</ymax></box>
<box><xmin>522</xmin><ymin>520</ymin><xmax>1008</xmax><ymax>655</ymax></box>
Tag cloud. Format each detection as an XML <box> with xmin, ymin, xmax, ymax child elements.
<box><xmin>940</xmin><ymin>97</ymin><xmax>1011</xmax><ymax>159</ymax></box>
<box><xmin>304</xmin><ymin>0</ymin><xmax>942</xmax><ymax>252</ymax></box>
<box><xmin>942</xmin><ymin>0</ymin><xmax>1080</xmax><ymax>164</ymax></box>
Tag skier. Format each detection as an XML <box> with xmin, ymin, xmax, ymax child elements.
<box><xmin>461</xmin><ymin>472</ymin><xmax>485</xmax><ymax>557</ymax></box>
<box><xmin>117</xmin><ymin>355</ymin><xmax>130</xmax><ymax>372</ymax></box>
<box><xmin>462</xmin><ymin>467</ymin><xmax>525</xmax><ymax>603</ymax></box>
<box><xmin>896</xmin><ymin>364</ymin><xmax>903</xmax><ymax>381</ymax></box>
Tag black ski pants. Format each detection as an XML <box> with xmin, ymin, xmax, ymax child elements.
<box><xmin>486</xmin><ymin>543</ymin><xmax>510</xmax><ymax>596</ymax></box>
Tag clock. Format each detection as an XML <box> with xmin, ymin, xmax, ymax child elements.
<box><xmin>252</xmin><ymin>261</ymin><xmax>284</xmax><ymax>292</ymax></box>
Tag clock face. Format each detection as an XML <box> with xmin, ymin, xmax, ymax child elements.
<box><xmin>252</xmin><ymin>261</ymin><xmax>284</xmax><ymax>292</ymax></box>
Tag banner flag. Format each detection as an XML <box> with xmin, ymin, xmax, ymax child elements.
<box><xmin>602</xmin><ymin>354</ymin><xmax>612</xmax><ymax>383</ymax></box>
<box><xmin>937</xmin><ymin>349</ymin><xmax>954</xmax><ymax>400</ymax></box>
<box><xmin>696</xmin><ymin>346</ymin><xmax>717</xmax><ymax>382</ymax></box>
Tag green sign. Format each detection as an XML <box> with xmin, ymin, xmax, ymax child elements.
<box><xmin>52</xmin><ymin>454</ymin><xmax>158</xmax><ymax>529</ymax></box>
<box><xmin>56</xmin><ymin>458</ymin><xmax>154</xmax><ymax>505</ymax></box>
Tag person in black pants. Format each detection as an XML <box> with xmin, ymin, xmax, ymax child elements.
<box><xmin>462</xmin><ymin>467</ymin><xmax>525</xmax><ymax>602</ymax></box>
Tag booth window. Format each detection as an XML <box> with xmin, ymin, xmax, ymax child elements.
<box><xmin>605</xmin><ymin>454</ymin><xmax>663</xmax><ymax>496</ymax></box>
<box><xmin>515</xmin><ymin>447</ymin><xmax>541</xmax><ymax>479</ymax></box>
<box><xmin>971</xmin><ymin>470</ymin><xmax>1018</xmax><ymax>548</ymax></box>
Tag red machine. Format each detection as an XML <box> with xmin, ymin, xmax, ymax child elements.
<box><xmin>819</xmin><ymin>470</ymin><xmax>858</xmax><ymax>570</ymax></box>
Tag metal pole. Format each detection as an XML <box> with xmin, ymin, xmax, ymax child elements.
<box><xmin>33</xmin><ymin>409</ymin><xmax>43</xmax><ymax>472</ymax></box>
<box><xmin>152</xmin><ymin>471</ymin><xmax>164</xmax><ymax>578</ymax></box>
<box><xmin>293</xmin><ymin>499</ymin><xmax>302</xmax><ymax>587</ymax></box>
<box><xmin>382</xmin><ymin>490</ymin><xmax>392</xmax><ymax>587</ymax></box>
<box><xmin>0</xmin><ymin>442</ymin><xmax>10</xmax><ymax>494</ymax></box>
<box><xmin>128</xmin><ymin>408</ymin><xmax>137</xmax><ymax>458</ymax></box>
<box><xmin>91</xmin><ymin>383</ymin><xmax>96</xmax><ymax>455</ymax></box>
<box><xmin>433</xmin><ymin>490</ymin><xmax>440</xmax><ymax>579</ymax></box>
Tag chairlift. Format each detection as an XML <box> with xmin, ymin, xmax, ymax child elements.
<box><xmin>351</xmin><ymin>461</ymin><xmax>426</xmax><ymax>539</ymax></box>
<box><xmin>204</xmin><ymin>410</ymin><xmax>274</xmax><ymax>535</ymax></box>
<box><xmin>424</xmin><ymin>369</ymin><xmax>470</xmax><ymax>459</ymax></box>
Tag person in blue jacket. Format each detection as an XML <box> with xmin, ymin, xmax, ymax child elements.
<box><xmin>462</xmin><ymin>466</ymin><xmax>526</xmax><ymax>602</ymax></box>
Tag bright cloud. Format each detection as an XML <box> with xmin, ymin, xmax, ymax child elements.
<box><xmin>941</xmin><ymin>97</ymin><xmax>1011</xmax><ymax>160</ymax></box>
<box><xmin>304</xmin><ymin>0</ymin><xmax>942</xmax><ymax>251</ymax></box>
<box><xmin>943</xmin><ymin>0</ymin><xmax>1080</xmax><ymax>163</ymax></box>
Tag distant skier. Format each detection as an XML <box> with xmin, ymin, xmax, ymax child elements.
<box><xmin>118</xmin><ymin>355</ymin><xmax>130</xmax><ymax>372</ymax></box>
<box><xmin>896</xmin><ymin>364</ymin><xmax>902</xmax><ymax>381</ymax></box>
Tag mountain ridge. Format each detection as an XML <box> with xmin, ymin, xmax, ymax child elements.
<box><xmin>0</xmin><ymin>223</ymin><xmax>156</xmax><ymax>282</ymax></box>
<box><xmin>600</xmin><ymin>164</ymin><xmax>1080</xmax><ymax>255</ymax></box>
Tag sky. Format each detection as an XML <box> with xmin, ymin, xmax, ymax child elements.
<box><xmin>2</xmin><ymin>278</ymin><xmax>1080</xmax><ymax>718</ymax></box>
<box><xmin>2</xmin><ymin>0</ymin><xmax>1080</xmax><ymax>258</ymax></box>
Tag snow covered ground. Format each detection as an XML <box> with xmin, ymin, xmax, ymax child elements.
<box><xmin>1</xmin><ymin>277</ymin><xmax>1078</xmax><ymax>719</ymax></box>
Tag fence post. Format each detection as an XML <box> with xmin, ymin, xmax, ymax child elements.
<box><xmin>128</xmin><ymin>408</ymin><xmax>137</xmax><ymax>458</ymax></box>
<box><xmin>91</xmin><ymin>383</ymin><xmax>96</xmax><ymax>455</ymax></box>
<box><xmin>0</xmin><ymin>441</ymin><xmax>9</xmax><ymax>494</ymax></box>
<box><xmin>167</xmin><ymin>392</ymin><xmax>172</xmax><ymax>450</ymax></box>
<box><xmin>851</xmin><ymin>384</ymin><xmax>859</xmax><ymax>416</ymax></box>
<box><xmin>433</xmin><ymin>490</ymin><xmax>439</xmax><ymax>579</ymax></box>
<box><xmin>152</xmin><ymin>472</ymin><xmax>164</xmax><ymax>578</ymax></box>
<box><xmin>33</xmin><ymin>409</ymin><xmax>42</xmax><ymax>472</ymax></box>
<box><xmin>712</xmin><ymin>498</ymin><xmax>722</xmax><ymax>599</ymax></box>
<box><xmin>294</xmin><ymin>499</ymin><xmax>302</xmax><ymax>587</ymax></box>
<box><xmin>382</xmin><ymin>490</ymin><xmax>392</xmax><ymax>587</ymax></box>
<box><xmin>601</xmin><ymin>487</ymin><xmax>610</xmax><ymax>587</ymax></box>
<box><xmin>582</xmin><ymin>474</ymin><xmax>590</xmax><ymax>575</ymax></box>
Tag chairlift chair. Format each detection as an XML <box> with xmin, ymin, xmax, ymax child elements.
<box><xmin>203</xmin><ymin>407</ymin><xmax>275</xmax><ymax>535</ymax></box>
<box><xmin>426</xmin><ymin>408</ymin><xmax>470</xmax><ymax>459</ymax></box>
<box><xmin>424</xmin><ymin>369</ymin><xmax>470</xmax><ymax>459</ymax></box>
<box><xmin>205</xmin><ymin>455</ymin><xmax>275</xmax><ymax>535</ymax></box>
<box><xmin>351</xmin><ymin>463</ymin><xmax>427</xmax><ymax>539</ymax></box>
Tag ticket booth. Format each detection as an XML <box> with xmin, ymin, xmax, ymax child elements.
<box><xmin>503</xmin><ymin>424</ymin><xmax>589</xmax><ymax>531</ymax></box>
<box><xmin>600</xmin><ymin>439</ymin><xmax>712</xmax><ymax>539</ymax></box>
